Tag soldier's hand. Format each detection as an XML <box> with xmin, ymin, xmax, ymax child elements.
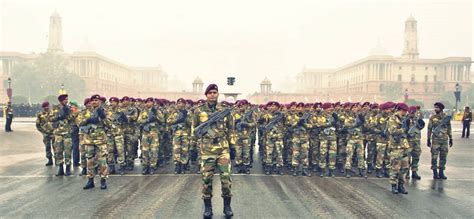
<box><xmin>449</xmin><ymin>138</ymin><xmax>453</xmax><ymax>147</ymax></box>
<box><xmin>427</xmin><ymin>138</ymin><xmax>431</xmax><ymax>147</ymax></box>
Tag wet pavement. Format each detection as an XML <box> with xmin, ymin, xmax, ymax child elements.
<box><xmin>0</xmin><ymin>119</ymin><xmax>473</xmax><ymax>218</ymax></box>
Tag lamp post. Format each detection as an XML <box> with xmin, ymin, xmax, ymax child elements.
<box><xmin>6</xmin><ymin>77</ymin><xmax>12</xmax><ymax>102</ymax></box>
<box><xmin>454</xmin><ymin>83</ymin><xmax>461</xmax><ymax>112</ymax></box>
<box><xmin>404</xmin><ymin>88</ymin><xmax>408</xmax><ymax>102</ymax></box>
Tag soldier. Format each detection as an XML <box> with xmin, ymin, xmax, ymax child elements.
<box><xmin>406</xmin><ymin>106</ymin><xmax>425</xmax><ymax>180</ymax></box>
<box><xmin>427</xmin><ymin>102</ymin><xmax>453</xmax><ymax>180</ymax></box>
<box><xmin>308</xmin><ymin>103</ymin><xmax>322</xmax><ymax>173</ymax></box>
<box><xmin>365</xmin><ymin>103</ymin><xmax>379</xmax><ymax>174</ymax></box>
<box><xmin>336</xmin><ymin>103</ymin><xmax>350</xmax><ymax>173</ymax></box>
<box><xmin>232</xmin><ymin>99</ymin><xmax>256</xmax><ymax>174</ymax></box>
<box><xmin>167</xmin><ymin>98</ymin><xmax>192</xmax><ymax>174</ymax></box>
<box><xmin>193</xmin><ymin>84</ymin><xmax>234</xmax><ymax>218</ymax></box>
<box><xmin>82</xmin><ymin>94</ymin><xmax>110</xmax><ymax>190</ymax></box>
<box><xmin>121</xmin><ymin>96</ymin><xmax>138</xmax><ymax>171</ymax></box>
<box><xmin>387</xmin><ymin>103</ymin><xmax>410</xmax><ymax>194</ymax></box>
<box><xmin>70</xmin><ymin>101</ymin><xmax>81</xmax><ymax>167</ymax></box>
<box><xmin>287</xmin><ymin>102</ymin><xmax>312</xmax><ymax>177</ymax></box>
<box><xmin>260</xmin><ymin>101</ymin><xmax>286</xmax><ymax>175</ymax></box>
<box><xmin>106</xmin><ymin>97</ymin><xmax>127</xmax><ymax>175</ymax></box>
<box><xmin>373</xmin><ymin>102</ymin><xmax>393</xmax><ymax>178</ymax></box>
<box><xmin>341</xmin><ymin>103</ymin><xmax>367</xmax><ymax>178</ymax></box>
<box><xmin>76</xmin><ymin>98</ymin><xmax>93</xmax><ymax>176</ymax></box>
<box><xmin>36</xmin><ymin>101</ymin><xmax>54</xmax><ymax>166</ymax></box>
<box><xmin>137</xmin><ymin>97</ymin><xmax>164</xmax><ymax>175</ymax></box>
<box><xmin>49</xmin><ymin>94</ymin><xmax>73</xmax><ymax>176</ymax></box>
<box><xmin>316</xmin><ymin>102</ymin><xmax>338</xmax><ymax>177</ymax></box>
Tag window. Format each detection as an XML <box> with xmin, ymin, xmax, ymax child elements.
<box><xmin>398</xmin><ymin>74</ymin><xmax>402</xmax><ymax>81</ymax></box>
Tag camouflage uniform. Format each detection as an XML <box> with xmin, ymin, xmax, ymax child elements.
<box><xmin>286</xmin><ymin>110</ymin><xmax>311</xmax><ymax>173</ymax></box>
<box><xmin>123</xmin><ymin>104</ymin><xmax>138</xmax><ymax>169</ymax></box>
<box><xmin>167</xmin><ymin>107</ymin><xmax>192</xmax><ymax>168</ymax></box>
<box><xmin>261</xmin><ymin>111</ymin><xmax>286</xmax><ymax>173</ymax></box>
<box><xmin>76</xmin><ymin>107</ymin><xmax>93</xmax><ymax>171</ymax></box>
<box><xmin>407</xmin><ymin>111</ymin><xmax>424</xmax><ymax>172</ymax></box>
<box><xmin>50</xmin><ymin>104</ymin><xmax>73</xmax><ymax>166</ymax></box>
<box><xmin>342</xmin><ymin>112</ymin><xmax>366</xmax><ymax>172</ymax></box>
<box><xmin>336</xmin><ymin>109</ymin><xmax>349</xmax><ymax>171</ymax></box>
<box><xmin>373</xmin><ymin>111</ymin><xmax>391</xmax><ymax>173</ymax></box>
<box><xmin>36</xmin><ymin>110</ymin><xmax>55</xmax><ymax>163</ymax></box>
<box><xmin>365</xmin><ymin>109</ymin><xmax>379</xmax><ymax>171</ymax></box>
<box><xmin>193</xmin><ymin>102</ymin><xmax>233</xmax><ymax>199</ymax></box>
<box><xmin>78</xmin><ymin>106</ymin><xmax>110</xmax><ymax>179</ymax></box>
<box><xmin>315</xmin><ymin>111</ymin><xmax>338</xmax><ymax>173</ymax></box>
<box><xmin>308</xmin><ymin>109</ymin><xmax>321</xmax><ymax>170</ymax></box>
<box><xmin>137</xmin><ymin>106</ymin><xmax>164</xmax><ymax>171</ymax></box>
<box><xmin>427</xmin><ymin>112</ymin><xmax>452</xmax><ymax>171</ymax></box>
<box><xmin>232</xmin><ymin>108</ymin><xmax>256</xmax><ymax>171</ymax></box>
<box><xmin>387</xmin><ymin>114</ymin><xmax>410</xmax><ymax>186</ymax></box>
<box><xmin>106</xmin><ymin>105</ymin><xmax>127</xmax><ymax>170</ymax></box>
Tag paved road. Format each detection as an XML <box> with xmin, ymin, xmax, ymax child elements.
<box><xmin>0</xmin><ymin>120</ymin><xmax>473</xmax><ymax>218</ymax></box>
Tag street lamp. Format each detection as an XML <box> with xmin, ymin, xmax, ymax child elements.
<box><xmin>454</xmin><ymin>83</ymin><xmax>461</xmax><ymax>112</ymax></box>
<box><xmin>6</xmin><ymin>77</ymin><xmax>12</xmax><ymax>102</ymax></box>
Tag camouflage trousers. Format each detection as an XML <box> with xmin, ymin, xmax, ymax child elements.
<box><xmin>337</xmin><ymin>135</ymin><xmax>348</xmax><ymax>166</ymax></box>
<box><xmin>319</xmin><ymin>138</ymin><xmax>337</xmax><ymax>169</ymax></box>
<box><xmin>172</xmin><ymin>135</ymin><xmax>190</xmax><ymax>165</ymax></box>
<box><xmin>86</xmin><ymin>143</ymin><xmax>108</xmax><ymax>179</ymax></box>
<box><xmin>345</xmin><ymin>138</ymin><xmax>366</xmax><ymax>169</ymax></box>
<box><xmin>79</xmin><ymin>143</ymin><xmax>88</xmax><ymax>169</ymax></box>
<box><xmin>366</xmin><ymin>138</ymin><xmax>377</xmax><ymax>167</ymax></box>
<box><xmin>408</xmin><ymin>140</ymin><xmax>421</xmax><ymax>171</ymax></box>
<box><xmin>375</xmin><ymin>142</ymin><xmax>389</xmax><ymax>170</ymax></box>
<box><xmin>42</xmin><ymin>134</ymin><xmax>54</xmax><ymax>159</ymax></box>
<box><xmin>199</xmin><ymin>138</ymin><xmax>232</xmax><ymax>199</ymax></box>
<box><xmin>431</xmin><ymin>139</ymin><xmax>449</xmax><ymax>170</ymax></box>
<box><xmin>54</xmin><ymin>134</ymin><xmax>72</xmax><ymax>165</ymax></box>
<box><xmin>107</xmin><ymin>135</ymin><xmax>126</xmax><ymax>167</ymax></box>
<box><xmin>141</xmin><ymin>131</ymin><xmax>160</xmax><ymax>168</ymax></box>
<box><xmin>124</xmin><ymin>133</ymin><xmax>136</xmax><ymax>164</ymax></box>
<box><xmin>265</xmin><ymin>137</ymin><xmax>284</xmax><ymax>167</ymax></box>
<box><xmin>389</xmin><ymin>148</ymin><xmax>409</xmax><ymax>185</ymax></box>
<box><xmin>309</xmin><ymin>133</ymin><xmax>320</xmax><ymax>166</ymax></box>
<box><xmin>291</xmin><ymin>134</ymin><xmax>310</xmax><ymax>167</ymax></box>
<box><xmin>235</xmin><ymin>137</ymin><xmax>251</xmax><ymax>166</ymax></box>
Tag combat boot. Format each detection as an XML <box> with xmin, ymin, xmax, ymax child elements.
<box><xmin>203</xmin><ymin>199</ymin><xmax>213</xmax><ymax>218</ymax></box>
<box><xmin>127</xmin><ymin>161</ymin><xmax>134</xmax><ymax>171</ymax></box>
<box><xmin>292</xmin><ymin>166</ymin><xmax>298</xmax><ymax>176</ymax></box>
<box><xmin>432</xmin><ymin>169</ymin><xmax>439</xmax><ymax>179</ymax></box>
<box><xmin>56</xmin><ymin>165</ymin><xmax>64</xmax><ymax>176</ymax></box>
<box><xmin>108</xmin><ymin>165</ymin><xmax>116</xmax><ymax>175</ymax></box>
<box><xmin>45</xmin><ymin>157</ymin><xmax>53</xmax><ymax>166</ymax></box>
<box><xmin>376</xmin><ymin>169</ymin><xmax>383</xmax><ymax>178</ymax></box>
<box><xmin>118</xmin><ymin>166</ymin><xmax>125</xmax><ymax>175</ymax></box>
<box><xmin>405</xmin><ymin>170</ymin><xmax>410</xmax><ymax>179</ymax></box>
<box><xmin>196</xmin><ymin>164</ymin><xmax>201</xmax><ymax>174</ymax></box>
<box><xmin>65</xmin><ymin>164</ymin><xmax>71</xmax><ymax>176</ymax></box>
<box><xmin>358</xmin><ymin>168</ymin><xmax>367</xmax><ymax>178</ymax></box>
<box><xmin>149</xmin><ymin>166</ymin><xmax>155</xmax><ymax>175</ymax></box>
<box><xmin>245</xmin><ymin>165</ymin><xmax>251</xmax><ymax>174</ymax></box>
<box><xmin>345</xmin><ymin>169</ymin><xmax>352</xmax><ymax>178</ymax></box>
<box><xmin>223</xmin><ymin>197</ymin><xmax>234</xmax><ymax>217</ymax></box>
<box><xmin>383</xmin><ymin>168</ymin><xmax>389</xmax><ymax>178</ymax></box>
<box><xmin>328</xmin><ymin>169</ymin><xmax>335</xmax><ymax>177</ymax></box>
<box><xmin>438</xmin><ymin>170</ymin><xmax>447</xmax><ymax>180</ymax></box>
<box><xmin>277</xmin><ymin>166</ymin><xmax>284</xmax><ymax>175</ymax></box>
<box><xmin>100</xmin><ymin>178</ymin><xmax>107</xmax><ymax>190</ymax></box>
<box><xmin>411</xmin><ymin>171</ymin><xmax>421</xmax><ymax>180</ymax></box>
<box><xmin>319</xmin><ymin>168</ymin><xmax>324</xmax><ymax>177</ymax></box>
<box><xmin>367</xmin><ymin>163</ymin><xmax>373</xmax><ymax>174</ymax></box>
<box><xmin>391</xmin><ymin>184</ymin><xmax>398</xmax><ymax>194</ymax></box>
<box><xmin>265</xmin><ymin>165</ymin><xmax>271</xmax><ymax>175</ymax></box>
<box><xmin>312</xmin><ymin>165</ymin><xmax>319</xmax><ymax>172</ymax></box>
<box><xmin>83</xmin><ymin>178</ymin><xmax>94</xmax><ymax>190</ymax></box>
<box><xmin>142</xmin><ymin>166</ymin><xmax>150</xmax><ymax>175</ymax></box>
<box><xmin>302</xmin><ymin>168</ymin><xmax>311</xmax><ymax>177</ymax></box>
<box><xmin>174</xmin><ymin>163</ymin><xmax>181</xmax><ymax>175</ymax></box>
<box><xmin>81</xmin><ymin>167</ymin><xmax>87</xmax><ymax>176</ymax></box>
<box><xmin>398</xmin><ymin>183</ymin><xmax>408</xmax><ymax>194</ymax></box>
<box><xmin>338</xmin><ymin>163</ymin><xmax>345</xmax><ymax>174</ymax></box>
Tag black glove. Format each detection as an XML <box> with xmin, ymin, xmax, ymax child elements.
<box><xmin>151</xmin><ymin>107</ymin><xmax>157</xmax><ymax>114</ymax></box>
<box><xmin>240</xmin><ymin>122</ymin><xmax>249</xmax><ymax>129</ymax></box>
<box><xmin>180</xmin><ymin>109</ymin><xmax>187</xmax><ymax>118</ymax></box>
<box><xmin>87</xmin><ymin>114</ymin><xmax>100</xmax><ymax>124</ymax></box>
<box><xmin>235</xmin><ymin>119</ymin><xmax>241</xmax><ymax>124</ymax></box>
<box><xmin>449</xmin><ymin>138</ymin><xmax>453</xmax><ymax>147</ymax></box>
<box><xmin>427</xmin><ymin>138</ymin><xmax>431</xmax><ymax>147</ymax></box>
<box><xmin>97</xmin><ymin>107</ymin><xmax>106</xmax><ymax>119</ymax></box>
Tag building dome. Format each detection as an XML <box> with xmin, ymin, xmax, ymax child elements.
<box><xmin>193</xmin><ymin>76</ymin><xmax>203</xmax><ymax>84</ymax></box>
<box><xmin>51</xmin><ymin>10</ymin><xmax>60</xmax><ymax>18</ymax></box>
<box><xmin>261</xmin><ymin>77</ymin><xmax>271</xmax><ymax>85</ymax></box>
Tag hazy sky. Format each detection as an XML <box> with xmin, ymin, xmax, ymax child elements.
<box><xmin>0</xmin><ymin>0</ymin><xmax>472</xmax><ymax>94</ymax></box>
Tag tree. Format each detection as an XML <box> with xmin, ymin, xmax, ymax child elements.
<box><xmin>381</xmin><ymin>82</ymin><xmax>404</xmax><ymax>102</ymax></box>
<box><xmin>10</xmin><ymin>52</ymin><xmax>86</xmax><ymax>103</ymax></box>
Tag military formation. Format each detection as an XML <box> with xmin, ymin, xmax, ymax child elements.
<box><xmin>35</xmin><ymin>83</ymin><xmax>454</xmax><ymax>218</ymax></box>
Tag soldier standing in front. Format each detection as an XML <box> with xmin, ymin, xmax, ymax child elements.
<box><xmin>427</xmin><ymin>102</ymin><xmax>453</xmax><ymax>180</ymax></box>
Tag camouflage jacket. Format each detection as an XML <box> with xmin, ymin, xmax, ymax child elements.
<box><xmin>36</xmin><ymin>110</ymin><xmax>53</xmax><ymax>135</ymax></box>
<box><xmin>49</xmin><ymin>104</ymin><xmax>73</xmax><ymax>136</ymax></box>
<box><xmin>123</xmin><ymin>105</ymin><xmax>138</xmax><ymax>135</ymax></box>
<box><xmin>260</xmin><ymin>110</ymin><xmax>286</xmax><ymax>139</ymax></box>
<box><xmin>167</xmin><ymin>107</ymin><xmax>192</xmax><ymax>137</ymax></box>
<box><xmin>315</xmin><ymin>111</ymin><xmax>337</xmax><ymax>140</ymax></box>
<box><xmin>342</xmin><ymin>112</ymin><xmax>364</xmax><ymax>140</ymax></box>
<box><xmin>77</xmin><ymin>106</ymin><xmax>110</xmax><ymax>145</ymax></box>
<box><xmin>193</xmin><ymin>102</ymin><xmax>233</xmax><ymax>141</ymax></box>
<box><xmin>137</xmin><ymin>106</ymin><xmax>165</xmax><ymax>134</ymax></box>
<box><xmin>373</xmin><ymin>112</ymin><xmax>391</xmax><ymax>143</ymax></box>
<box><xmin>231</xmin><ymin>108</ymin><xmax>257</xmax><ymax>138</ymax></box>
<box><xmin>387</xmin><ymin>114</ymin><xmax>409</xmax><ymax>149</ymax></box>
<box><xmin>427</xmin><ymin>112</ymin><xmax>452</xmax><ymax>141</ymax></box>
<box><xmin>106</xmin><ymin>105</ymin><xmax>127</xmax><ymax>136</ymax></box>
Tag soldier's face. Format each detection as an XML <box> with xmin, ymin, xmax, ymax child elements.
<box><xmin>111</xmin><ymin>101</ymin><xmax>118</xmax><ymax>107</ymax></box>
<box><xmin>206</xmin><ymin>90</ymin><xmax>219</xmax><ymax>102</ymax></box>
<box><xmin>91</xmin><ymin>99</ymin><xmax>100</xmax><ymax>107</ymax></box>
<box><xmin>146</xmin><ymin>101</ymin><xmax>153</xmax><ymax>108</ymax></box>
<box><xmin>43</xmin><ymin>106</ymin><xmax>49</xmax><ymax>111</ymax></box>
<box><xmin>398</xmin><ymin>110</ymin><xmax>407</xmax><ymax>116</ymax></box>
<box><xmin>435</xmin><ymin>106</ymin><xmax>441</xmax><ymax>113</ymax></box>
<box><xmin>269</xmin><ymin>105</ymin><xmax>277</xmax><ymax>111</ymax></box>
<box><xmin>177</xmin><ymin>102</ymin><xmax>185</xmax><ymax>109</ymax></box>
<box><xmin>61</xmin><ymin>98</ymin><xmax>68</xmax><ymax>105</ymax></box>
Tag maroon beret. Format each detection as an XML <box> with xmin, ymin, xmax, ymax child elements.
<box><xmin>322</xmin><ymin>102</ymin><xmax>333</xmax><ymax>109</ymax></box>
<box><xmin>83</xmin><ymin>98</ymin><xmax>90</xmax><ymax>105</ymax></box>
<box><xmin>434</xmin><ymin>102</ymin><xmax>445</xmax><ymax>110</ymax></box>
<box><xmin>145</xmin><ymin>97</ymin><xmax>154</xmax><ymax>103</ymax></box>
<box><xmin>177</xmin><ymin>98</ymin><xmax>186</xmax><ymax>104</ymax></box>
<box><xmin>205</xmin><ymin>84</ymin><xmax>218</xmax><ymax>95</ymax></box>
<box><xmin>396</xmin><ymin>103</ymin><xmax>409</xmax><ymax>111</ymax></box>
<box><xmin>109</xmin><ymin>97</ymin><xmax>119</xmax><ymax>103</ymax></box>
<box><xmin>42</xmin><ymin>101</ymin><xmax>50</xmax><ymax>108</ymax></box>
<box><xmin>99</xmin><ymin>96</ymin><xmax>106</xmax><ymax>102</ymax></box>
<box><xmin>58</xmin><ymin>94</ymin><xmax>68</xmax><ymax>102</ymax></box>
<box><xmin>121</xmin><ymin>96</ymin><xmax>130</xmax><ymax>102</ymax></box>
<box><xmin>408</xmin><ymin>106</ymin><xmax>417</xmax><ymax>113</ymax></box>
<box><xmin>90</xmin><ymin>94</ymin><xmax>101</xmax><ymax>101</ymax></box>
